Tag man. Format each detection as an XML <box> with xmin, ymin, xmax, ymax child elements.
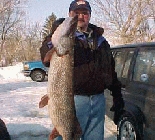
<box><xmin>40</xmin><ymin>0</ymin><xmax>124</xmax><ymax>139</ymax></box>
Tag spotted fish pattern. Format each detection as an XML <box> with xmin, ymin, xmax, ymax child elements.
<box><xmin>46</xmin><ymin>16</ymin><xmax>81</xmax><ymax>140</ymax></box>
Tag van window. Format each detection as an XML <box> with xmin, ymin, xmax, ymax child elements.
<box><xmin>133</xmin><ymin>49</ymin><xmax>155</xmax><ymax>85</ymax></box>
<box><xmin>114</xmin><ymin>50</ymin><xmax>133</xmax><ymax>78</ymax></box>
<box><xmin>122</xmin><ymin>51</ymin><xmax>134</xmax><ymax>78</ymax></box>
<box><xmin>114</xmin><ymin>51</ymin><xmax>124</xmax><ymax>77</ymax></box>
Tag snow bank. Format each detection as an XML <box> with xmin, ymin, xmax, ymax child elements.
<box><xmin>0</xmin><ymin>63</ymin><xmax>52</xmax><ymax>139</ymax></box>
<box><xmin>0</xmin><ymin>62</ymin><xmax>30</xmax><ymax>82</ymax></box>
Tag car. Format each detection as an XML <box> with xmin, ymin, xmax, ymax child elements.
<box><xmin>22</xmin><ymin>60</ymin><xmax>48</xmax><ymax>82</ymax></box>
<box><xmin>105</xmin><ymin>42</ymin><xmax>155</xmax><ymax>140</ymax></box>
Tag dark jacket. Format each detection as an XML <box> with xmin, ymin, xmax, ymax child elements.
<box><xmin>40</xmin><ymin>23</ymin><xmax>122</xmax><ymax>98</ymax></box>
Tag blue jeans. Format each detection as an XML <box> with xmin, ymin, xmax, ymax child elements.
<box><xmin>55</xmin><ymin>93</ymin><xmax>105</xmax><ymax>140</ymax></box>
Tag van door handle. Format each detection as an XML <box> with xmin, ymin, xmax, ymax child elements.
<box><xmin>121</xmin><ymin>88</ymin><xmax>126</xmax><ymax>91</ymax></box>
<box><xmin>121</xmin><ymin>84</ymin><xmax>126</xmax><ymax>91</ymax></box>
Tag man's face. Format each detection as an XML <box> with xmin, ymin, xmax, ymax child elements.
<box><xmin>69</xmin><ymin>8</ymin><xmax>91</xmax><ymax>31</ymax></box>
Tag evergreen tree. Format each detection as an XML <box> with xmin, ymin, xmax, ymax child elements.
<box><xmin>42</xmin><ymin>13</ymin><xmax>57</xmax><ymax>39</ymax></box>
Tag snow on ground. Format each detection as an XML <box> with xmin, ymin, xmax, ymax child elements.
<box><xmin>0</xmin><ymin>63</ymin><xmax>117</xmax><ymax>140</ymax></box>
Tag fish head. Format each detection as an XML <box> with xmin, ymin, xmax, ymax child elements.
<box><xmin>52</xmin><ymin>16</ymin><xmax>78</xmax><ymax>56</ymax></box>
<box><xmin>65</xmin><ymin>15</ymin><xmax>78</xmax><ymax>38</ymax></box>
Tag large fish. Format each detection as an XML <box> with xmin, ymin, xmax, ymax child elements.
<box><xmin>44</xmin><ymin>16</ymin><xmax>81</xmax><ymax>140</ymax></box>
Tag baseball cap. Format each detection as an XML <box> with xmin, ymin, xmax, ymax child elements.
<box><xmin>69</xmin><ymin>0</ymin><xmax>91</xmax><ymax>13</ymax></box>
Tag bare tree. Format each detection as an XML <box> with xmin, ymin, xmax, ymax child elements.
<box><xmin>5</xmin><ymin>21</ymin><xmax>43</xmax><ymax>64</ymax></box>
<box><xmin>90</xmin><ymin>0</ymin><xmax>155</xmax><ymax>45</ymax></box>
<box><xmin>0</xmin><ymin>0</ymin><xmax>26</xmax><ymax>65</ymax></box>
<box><xmin>0</xmin><ymin>0</ymin><xmax>56</xmax><ymax>66</ymax></box>
<box><xmin>23</xmin><ymin>23</ymin><xmax>43</xmax><ymax>61</ymax></box>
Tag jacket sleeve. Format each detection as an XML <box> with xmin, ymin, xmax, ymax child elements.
<box><xmin>40</xmin><ymin>40</ymin><xmax>51</xmax><ymax>67</ymax></box>
<box><xmin>103</xmin><ymin>40</ymin><xmax>122</xmax><ymax>98</ymax></box>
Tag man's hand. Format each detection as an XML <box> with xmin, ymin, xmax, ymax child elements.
<box><xmin>110</xmin><ymin>97</ymin><xmax>124</xmax><ymax>124</ymax></box>
<box><xmin>49</xmin><ymin>127</ymin><xmax>60</xmax><ymax>140</ymax></box>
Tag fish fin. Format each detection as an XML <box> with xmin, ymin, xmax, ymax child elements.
<box><xmin>49</xmin><ymin>127</ymin><xmax>60</xmax><ymax>140</ymax></box>
<box><xmin>39</xmin><ymin>94</ymin><xmax>49</xmax><ymax>108</ymax></box>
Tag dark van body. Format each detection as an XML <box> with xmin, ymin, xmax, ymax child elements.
<box><xmin>105</xmin><ymin>42</ymin><xmax>155</xmax><ymax>140</ymax></box>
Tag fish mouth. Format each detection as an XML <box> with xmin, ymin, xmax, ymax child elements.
<box><xmin>71</xmin><ymin>15</ymin><xmax>78</xmax><ymax>26</ymax></box>
<box><xmin>67</xmin><ymin>15</ymin><xmax>78</xmax><ymax>36</ymax></box>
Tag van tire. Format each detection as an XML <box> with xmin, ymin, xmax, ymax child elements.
<box><xmin>117</xmin><ymin>112</ymin><xmax>142</xmax><ymax>140</ymax></box>
<box><xmin>30</xmin><ymin>70</ymin><xmax>45</xmax><ymax>82</ymax></box>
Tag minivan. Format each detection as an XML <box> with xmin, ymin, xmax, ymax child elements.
<box><xmin>105</xmin><ymin>42</ymin><xmax>155</xmax><ymax>140</ymax></box>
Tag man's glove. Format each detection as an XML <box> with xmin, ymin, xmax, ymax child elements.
<box><xmin>110</xmin><ymin>97</ymin><xmax>124</xmax><ymax>125</ymax></box>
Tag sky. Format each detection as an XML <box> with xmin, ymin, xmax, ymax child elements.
<box><xmin>26</xmin><ymin>0</ymin><xmax>76</xmax><ymax>25</ymax></box>
<box><xmin>0</xmin><ymin>63</ymin><xmax>117</xmax><ymax>139</ymax></box>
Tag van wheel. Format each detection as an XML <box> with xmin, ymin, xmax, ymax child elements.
<box><xmin>30</xmin><ymin>70</ymin><xmax>45</xmax><ymax>82</ymax></box>
<box><xmin>117</xmin><ymin>113</ymin><xmax>142</xmax><ymax>140</ymax></box>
